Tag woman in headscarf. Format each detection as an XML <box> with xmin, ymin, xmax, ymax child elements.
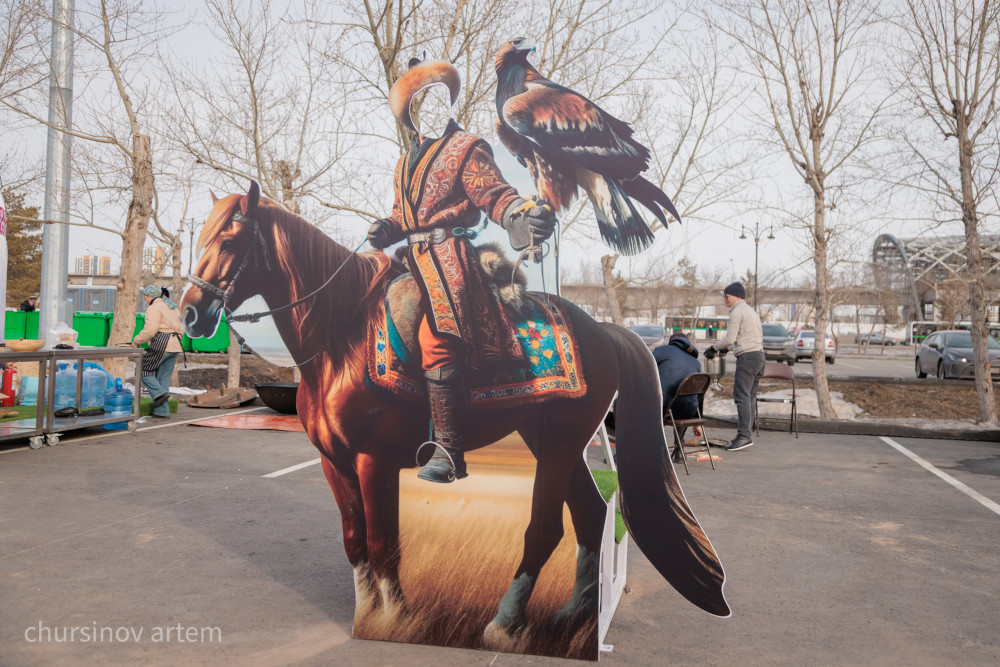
<box><xmin>131</xmin><ymin>285</ymin><xmax>185</xmax><ymax>418</ymax></box>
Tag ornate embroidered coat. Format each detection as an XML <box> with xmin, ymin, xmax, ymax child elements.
<box><xmin>383</xmin><ymin>128</ymin><xmax>524</xmax><ymax>368</ymax></box>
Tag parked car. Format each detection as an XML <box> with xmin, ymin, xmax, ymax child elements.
<box><xmin>855</xmin><ymin>332</ymin><xmax>897</xmax><ymax>346</ymax></box>
<box><xmin>628</xmin><ymin>324</ymin><xmax>667</xmax><ymax>349</ymax></box>
<box><xmin>762</xmin><ymin>323</ymin><xmax>793</xmax><ymax>360</ymax></box>
<box><xmin>914</xmin><ymin>330</ymin><xmax>1000</xmax><ymax>379</ymax></box>
<box><xmin>783</xmin><ymin>329</ymin><xmax>836</xmax><ymax>364</ymax></box>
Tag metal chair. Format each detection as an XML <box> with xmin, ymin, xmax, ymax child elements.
<box><xmin>664</xmin><ymin>372</ymin><xmax>715</xmax><ymax>475</ymax></box>
<box><xmin>755</xmin><ymin>361</ymin><xmax>799</xmax><ymax>438</ymax></box>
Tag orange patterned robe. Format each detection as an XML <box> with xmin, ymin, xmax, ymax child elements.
<box><xmin>382</xmin><ymin>127</ymin><xmax>525</xmax><ymax>369</ymax></box>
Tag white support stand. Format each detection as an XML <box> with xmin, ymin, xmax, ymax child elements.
<box><xmin>598</xmin><ymin>490</ymin><xmax>628</xmax><ymax>654</ymax></box>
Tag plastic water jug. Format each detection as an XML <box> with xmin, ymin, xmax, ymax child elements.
<box><xmin>54</xmin><ymin>363</ymin><xmax>77</xmax><ymax>411</ymax></box>
<box><xmin>103</xmin><ymin>378</ymin><xmax>133</xmax><ymax>430</ymax></box>
<box><xmin>82</xmin><ymin>364</ymin><xmax>107</xmax><ymax>409</ymax></box>
<box><xmin>17</xmin><ymin>376</ymin><xmax>39</xmax><ymax>406</ymax></box>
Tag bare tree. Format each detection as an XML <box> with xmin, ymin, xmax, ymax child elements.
<box><xmin>713</xmin><ymin>0</ymin><xmax>886</xmax><ymax>419</ymax></box>
<box><xmin>892</xmin><ymin>0</ymin><xmax>999</xmax><ymax>423</ymax></box>
<box><xmin>164</xmin><ymin>0</ymin><xmax>361</xmax><ymax>230</ymax></box>
<box><xmin>3</xmin><ymin>0</ymin><xmax>173</xmax><ymax>378</ymax></box>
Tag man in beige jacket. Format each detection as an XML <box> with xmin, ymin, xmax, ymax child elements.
<box><xmin>131</xmin><ymin>285</ymin><xmax>185</xmax><ymax>418</ymax></box>
<box><xmin>704</xmin><ymin>282</ymin><xmax>764</xmax><ymax>451</ymax></box>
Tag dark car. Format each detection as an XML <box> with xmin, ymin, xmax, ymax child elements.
<box><xmin>628</xmin><ymin>324</ymin><xmax>666</xmax><ymax>349</ymax></box>
<box><xmin>761</xmin><ymin>323</ymin><xmax>793</xmax><ymax>361</ymax></box>
<box><xmin>914</xmin><ymin>330</ymin><xmax>1000</xmax><ymax>379</ymax></box>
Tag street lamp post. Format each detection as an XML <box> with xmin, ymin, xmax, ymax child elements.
<box><xmin>739</xmin><ymin>222</ymin><xmax>775</xmax><ymax>310</ymax></box>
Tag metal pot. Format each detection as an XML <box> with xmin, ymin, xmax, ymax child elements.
<box><xmin>703</xmin><ymin>354</ymin><xmax>726</xmax><ymax>390</ymax></box>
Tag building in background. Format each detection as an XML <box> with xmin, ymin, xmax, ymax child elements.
<box><xmin>73</xmin><ymin>255</ymin><xmax>112</xmax><ymax>275</ymax></box>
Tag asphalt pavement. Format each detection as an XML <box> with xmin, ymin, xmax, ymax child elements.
<box><xmin>1</xmin><ymin>406</ymin><xmax>998</xmax><ymax>665</ymax></box>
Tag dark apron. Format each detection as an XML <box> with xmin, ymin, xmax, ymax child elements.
<box><xmin>141</xmin><ymin>332</ymin><xmax>185</xmax><ymax>377</ymax></box>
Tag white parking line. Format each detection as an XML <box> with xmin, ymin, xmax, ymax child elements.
<box><xmin>262</xmin><ymin>458</ymin><xmax>321</xmax><ymax>478</ymax></box>
<box><xmin>880</xmin><ymin>436</ymin><xmax>1000</xmax><ymax>516</ymax></box>
<box><xmin>0</xmin><ymin>446</ymin><xmax>29</xmax><ymax>455</ymax></box>
<box><xmin>839</xmin><ymin>362</ymin><xmax>864</xmax><ymax>370</ymax></box>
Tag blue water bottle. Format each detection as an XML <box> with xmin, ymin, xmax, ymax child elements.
<box><xmin>103</xmin><ymin>378</ymin><xmax>133</xmax><ymax>430</ymax></box>
<box><xmin>54</xmin><ymin>363</ymin><xmax>77</xmax><ymax>411</ymax></box>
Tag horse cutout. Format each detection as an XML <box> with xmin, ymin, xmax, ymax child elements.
<box><xmin>181</xmin><ymin>182</ymin><xmax>729</xmax><ymax>655</ymax></box>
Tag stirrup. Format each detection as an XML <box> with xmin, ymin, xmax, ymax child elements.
<box><xmin>416</xmin><ymin>441</ymin><xmax>468</xmax><ymax>483</ymax></box>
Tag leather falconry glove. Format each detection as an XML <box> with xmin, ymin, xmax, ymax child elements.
<box><xmin>703</xmin><ymin>347</ymin><xmax>717</xmax><ymax>360</ymax></box>
<box><xmin>366</xmin><ymin>218</ymin><xmax>404</xmax><ymax>250</ymax></box>
<box><xmin>501</xmin><ymin>197</ymin><xmax>557</xmax><ymax>251</ymax></box>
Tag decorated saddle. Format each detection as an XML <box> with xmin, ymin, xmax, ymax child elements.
<box><xmin>365</xmin><ymin>267</ymin><xmax>586</xmax><ymax>409</ymax></box>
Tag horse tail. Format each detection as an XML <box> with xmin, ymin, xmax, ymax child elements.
<box><xmin>602</xmin><ymin>323</ymin><xmax>731</xmax><ymax>617</ymax></box>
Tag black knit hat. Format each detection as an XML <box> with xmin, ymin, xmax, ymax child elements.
<box><xmin>724</xmin><ymin>282</ymin><xmax>746</xmax><ymax>299</ymax></box>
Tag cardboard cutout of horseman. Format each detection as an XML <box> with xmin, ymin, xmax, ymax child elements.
<box><xmin>367</xmin><ymin>56</ymin><xmax>558</xmax><ymax>484</ymax></box>
<box><xmin>181</xmin><ymin>45</ymin><xmax>728</xmax><ymax>663</ymax></box>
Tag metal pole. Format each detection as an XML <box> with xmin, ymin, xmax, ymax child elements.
<box><xmin>39</xmin><ymin>0</ymin><xmax>75</xmax><ymax>337</ymax></box>
<box><xmin>754</xmin><ymin>231</ymin><xmax>759</xmax><ymax>310</ymax></box>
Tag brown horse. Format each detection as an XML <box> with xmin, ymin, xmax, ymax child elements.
<box><xmin>181</xmin><ymin>182</ymin><xmax>729</xmax><ymax>645</ymax></box>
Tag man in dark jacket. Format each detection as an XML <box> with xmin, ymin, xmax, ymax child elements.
<box><xmin>19</xmin><ymin>296</ymin><xmax>36</xmax><ymax>312</ymax></box>
<box><xmin>653</xmin><ymin>332</ymin><xmax>704</xmax><ymax>439</ymax></box>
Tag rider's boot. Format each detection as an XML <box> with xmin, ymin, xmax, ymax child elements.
<box><xmin>418</xmin><ymin>364</ymin><xmax>468</xmax><ymax>483</ymax></box>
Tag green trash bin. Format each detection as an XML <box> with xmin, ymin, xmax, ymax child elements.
<box><xmin>131</xmin><ymin>313</ymin><xmax>148</xmax><ymax>349</ymax></box>
<box><xmin>190</xmin><ymin>312</ymin><xmax>229</xmax><ymax>353</ymax></box>
<box><xmin>72</xmin><ymin>312</ymin><xmax>113</xmax><ymax>347</ymax></box>
<box><xmin>4</xmin><ymin>311</ymin><xmax>27</xmax><ymax>341</ymax></box>
<box><xmin>25</xmin><ymin>311</ymin><xmax>39</xmax><ymax>338</ymax></box>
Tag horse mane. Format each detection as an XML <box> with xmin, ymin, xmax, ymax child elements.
<box><xmin>256</xmin><ymin>198</ymin><xmax>397</xmax><ymax>364</ymax></box>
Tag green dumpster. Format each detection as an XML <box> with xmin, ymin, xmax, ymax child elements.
<box><xmin>4</xmin><ymin>311</ymin><xmax>27</xmax><ymax>340</ymax></box>
<box><xmin>72</xmin><ymin>312</ymin><xmax>113</xmax><ymax>347</ymax></box>
<box><xmin>25</xmin><ymin>311</ymin><xmax>39</xmax><ymax>338</ymax></box>
<box><xmin>190</xmin><ymin>312</ymin><xmax>229</xmax><ymax>353</ymax></box>
<box><xmin>131</xmin><ymin>313</ymin><xmax>148</xmax><ymax>349</ymax></box>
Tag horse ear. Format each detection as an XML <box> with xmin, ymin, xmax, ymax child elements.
<box><xmin>209</xmin><ymin>190</ymin><xmax>219</xmax><ymax>204</ymax></box>
<box><xmin>245</xmin><ymin>180</ymin><xmax>260</xmax><ymax>215</ymax></box>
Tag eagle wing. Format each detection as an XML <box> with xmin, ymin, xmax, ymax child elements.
<box><xmin>502</xmin><ymin>81</ymin><xmax>651</xmax><ymax>181</ymax></box>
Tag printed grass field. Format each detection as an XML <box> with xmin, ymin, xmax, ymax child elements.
<box><xmin>352</xmin><ymin>434</ymin><xmax>602</xmax><ymax>660</ymax></box>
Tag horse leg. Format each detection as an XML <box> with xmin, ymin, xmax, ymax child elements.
<box><xmin>551</xmin><ymin>457</ymin><xmax>606</xmax><ymax>630</ymax></box>
<box><xmin>356</xmin><ymin>452</ymin><xmax>406</xmax><ymax>616</ymax></box>
<box><xmin>321</xmin><ymin>456</ymin><xmax>377</xmax><ymax>615</ymax></box>
<box><xmin>484</xmin><ymin>445</ymin><xmax>573</xmax><ymax>648</ymax></box>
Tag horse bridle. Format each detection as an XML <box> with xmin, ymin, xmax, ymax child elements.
<box><xmin>189</xmin><ymin>212</ymin><xmax>273</xmax><ymax>319</ymax></box>
<box><xmin>188</xmin><ymin>209</ymin><xmax>366</xmax><ymax>366</ymax></box>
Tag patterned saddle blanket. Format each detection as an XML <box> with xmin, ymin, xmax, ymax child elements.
<box><xmin>365</xmin><ymin>290</ymin><xmax>587</xmax><ymax>409</ymax></box>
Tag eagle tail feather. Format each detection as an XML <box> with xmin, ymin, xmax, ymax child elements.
<box><xmin>621</xmin><ymin>176</ymin><xmax>681</xmax><ymax>225</ymax></box>
<box><xmin>592</xmin><ymin>178</ymin><xmax>656</xmax><ymax>256</ymax></box>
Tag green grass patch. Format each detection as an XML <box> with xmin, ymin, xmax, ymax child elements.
<box><xmin>0</xmin><ymin>397</ymin><xmax>178</xmax><ymax>422</ymax></box>
<box><xmin>590</xmin><ymin>469</ymin><xmax>626</xmax><ymax>543</ymax></box>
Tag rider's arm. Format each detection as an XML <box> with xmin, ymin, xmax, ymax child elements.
<box><xmin>460</xmin><ymin>141</ymin><xmax>520</xmax><ymax>224</ymax></box>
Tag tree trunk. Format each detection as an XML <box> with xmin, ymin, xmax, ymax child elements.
<box><xmin>107</xmin><ymin>134</ymin><xmax>154</xmax><ymax>380</ymax></box>
<box><xmin>227</xmin><ymin>331</ymin><xmax>241</xmax><ymax>387</ymax></box>
<box><xmin>276</xmin><ymin>160</ymin><xmax>300</xmax><ymax>215</ymax></box>
<box><xmin>955</xmin><ymin>103</ymin><xmax>997</xmax><ymax>423</ymax></box>
<box><xmin>810</xmin><ymin>176</ymin><xmax>838</xmax><ymax>419</ymax></box>
<box><xmin>600</xmin><ymin>254</ymin><xmax>623</xmax><ymax>323</ymax></box>
<box><xmin>171</xmin><ymin>230</ymin><xmax>183</xmax><ymax>300</ymax></box>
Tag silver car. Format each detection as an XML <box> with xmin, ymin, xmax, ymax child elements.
<box><xmin>762</xmin><ymin>323</ymin><xmax>793</xmax><ymax>360</ymax></box>
<box><xmin>783</xmin><ymin>329</ymin><xmax>836</xmax><ymax>364</ymax></box>
<box><xmin>914</xmin><ymin>330</ymin><xmax>1000</xmax><ymax>379</ymax></box>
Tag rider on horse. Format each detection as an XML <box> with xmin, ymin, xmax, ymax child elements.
<box><xmin>366</xmin><ymin>57</ymin><xmax>557</xmax><ymax>483</ymax></box>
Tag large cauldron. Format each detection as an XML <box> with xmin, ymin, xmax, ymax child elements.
<box><xmin>255</xmin><ymin>382</ymin><xmax>299</xmax><ymax>414</ymax></box>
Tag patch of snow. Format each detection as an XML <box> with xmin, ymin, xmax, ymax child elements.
<box><xmin>705</xmin><ymin>387</ymin><xmax>865</xmax><ymax>420</ymax></box>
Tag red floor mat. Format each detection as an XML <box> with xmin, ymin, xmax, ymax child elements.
<box><xmin>190</xmin><ymin>414</ymin><xmax>305</xmax><ymax>432</ymax></box>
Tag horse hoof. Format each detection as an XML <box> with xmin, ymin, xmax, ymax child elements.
<box><xmin>483</xmin><ymin>621</ymin><xmax>523</xmax><ymax>652</ymax></box>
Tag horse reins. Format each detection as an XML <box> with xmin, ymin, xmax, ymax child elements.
<box><xmin>189</xmin><ymin>210</ymin><xmax>367</xmax><ymax>368</ymax></box>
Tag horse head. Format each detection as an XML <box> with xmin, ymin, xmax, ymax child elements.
<box><xmin>181</xmin><ymin>180</ymin><xmax>273</xmax><ymax>338</ymax></box>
